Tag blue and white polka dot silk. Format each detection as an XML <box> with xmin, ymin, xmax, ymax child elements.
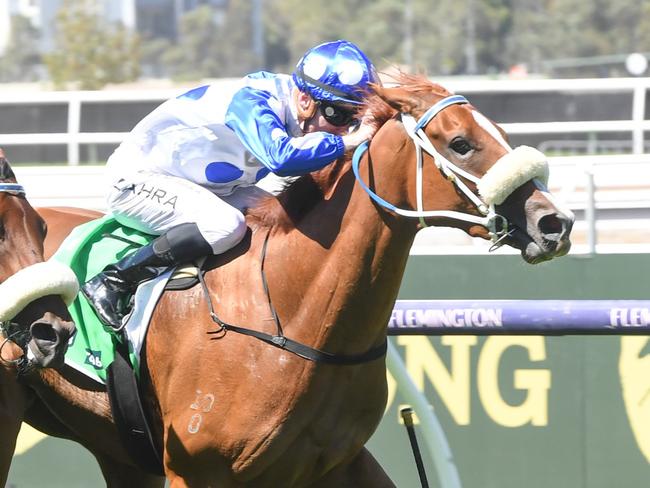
<box><xmin>106</xmin><ymin>71</ymin><xmax>346</xmax><ymax>196</ymax></box>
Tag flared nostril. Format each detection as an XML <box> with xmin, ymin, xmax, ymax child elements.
<box><xmin>538</xmin><ymin>214</ymin><xmax>565</xmax><ymax>240</ymax></box>
<box><xmin>30</xmin><ymin>322</ymin><xmax>59</xmax><ymax>343</ymax></box>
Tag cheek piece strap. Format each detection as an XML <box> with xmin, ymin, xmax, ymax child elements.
<box><xmin>352</xmin><ymin>95</ymin><xmax>549</xmax><ymax>242</ymax></box>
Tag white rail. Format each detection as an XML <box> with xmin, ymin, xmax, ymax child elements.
<box><xmin>446</xmin><ymin>77</ymin><xmax>649</xmax><ymax>154</ymax></box>
<box><xmin>4</xmin><ymin>77</ymin><xmax>650</xmax><ymax>254</ymax></box>
<box><xmin>0</xmin><ymin>79</ymin><xmax>241</xmax><ymax>165</ymax></box>
<box><xmin>12</xmin><ymin>152</ymin><xmax>650</xmax><ymax>256</ymax></box>
<box><xmin>0</xmin><ymin>77</ymin><xmax>649</xmax><ymax>164</ymax></box>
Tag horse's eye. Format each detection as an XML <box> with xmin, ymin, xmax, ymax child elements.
<box><xmin>449</xmin><ymin>137</ymin><xmax>473</xmax><ymax>155</ymax></box>
<box><xmin>0</xmin><ymin>221</ymin><xmax>5</xmax><ymax>240</ymax></box>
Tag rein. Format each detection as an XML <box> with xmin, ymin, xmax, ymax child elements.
<box><xmin>352</xmin><ymin>95</ymin><xmax>511</xmax><ymax>242</ymax></box>
<box><xmin>201</xmin><ymin>231</ymin><xmax>387</xmax><ymax>365</ymax></box>
<box><xmin>0</xmin><ymin>320</ymin><xmax>30</xmax><ymax>369</ymax></box>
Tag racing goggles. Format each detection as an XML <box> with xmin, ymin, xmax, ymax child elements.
<box><xmin>317</xmin><ymin>100</ymin><xmax>358</xmax><ymax>127</ymax></box>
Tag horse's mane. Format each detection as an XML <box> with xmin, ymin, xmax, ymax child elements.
<box><xmin>386</xmin><ymin>71</ymin><xmax>452</xmax><ymax>97</ymax></box>
<box><xmin>247</xmin><ymin>72</ymin><xmax>450</xmax><ymax>232</ymax></box>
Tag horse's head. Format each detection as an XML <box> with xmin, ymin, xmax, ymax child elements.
<box><xmin>0</xmin><ymin>152</ymin><xmax>77</xmax><ymax>369</ymax></box>
<box><xmin>366</xmin><ymin>74</ymin><xmax>573</xmax><ymax>263</ymax></box>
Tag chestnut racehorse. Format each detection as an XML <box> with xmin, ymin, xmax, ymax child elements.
<box><xmin>0</xmin><ymin>153</ymin><xmax>163</xmax><ymax>486</ymax></box>
<box><xmin>0</xmin><ymin>149</ymin><xmax>78</xmax><ymax>487</ymax></box>
<box><xmin>8</xmin><ymin>75</ymin><xmax>572</xmax><ymax>486</ymax></box>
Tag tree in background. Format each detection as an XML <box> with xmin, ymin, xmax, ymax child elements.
<box><xmin>337</xmin><ymin>0</ymin><xmax>407</xmax><ymax>74</ymax></box>
<box><xmin>408</xmin><ymin>0</ymin><xmax>467</xmax><ymax>75</ymax></box>
<box><xmin>0</xmin><ymin>15</ymin><xmax>42</xmax><ymax>82</ymax></box>
<box><xmin>140</xmin><ymin>37</ymin><xmax>173</xmax><ymax>78</ymax></box>
<box><xmin>264</xmin><ymin>0</ymin><xmax>407</xmax><ymax>75</ymax></box>
<box><xmin>599</xmin><ymin>0</ymin><xmax>649</xmax><ymax>72</ymax></box>
<box><xmin>217</xmin><ymin>1</ymin><xmax>259</xmax><ymax>75</ymax></box>
<box><xmin>162</xmin><ymin>3</ymin><xmax>258</xmax><ymax>81</ymax></box>
<box><xmin>162</xmin><ymin>5</ymin><xmax>221</xmax><ymax>80</ymax></box>
<box><xmin>531</xmin><ymin>0</ymin><xmax>649</xmax><ymax>77</ymax></box>
<box><xmin>282</xmin><ymin>0</ymin><xmax>650</xmax><ymax>77</ymax></box>
<box><xmin>263</xmin><ymin>0</ymin><xmax>517</xmax><ymax>77</ymax></box>
<box><xmin>639</xmin><ymin>1</ymin><xmax>650</xmax><ymax>49</ymax></box>
<box><xmin>267</xmin><ymin>0</ymin><xmax>349</xmax><ymax>70</ymax></box>
<box><xmin>5</xmin><ymin>0</ymin><xmax>650</xmax><ymax>85</ymax></box>
<box><xmin>44</xmin><ymin>0</ymin><xmax>140</xmax><ymax>90</ymax></box>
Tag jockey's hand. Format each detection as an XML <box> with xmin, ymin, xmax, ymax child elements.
<box><xmin>342</xmin><ymin>109</ymin><xmax>378</xmax><ymax>151</ymax></box>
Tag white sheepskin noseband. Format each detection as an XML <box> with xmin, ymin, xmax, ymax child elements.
<box><xmin>0</xmin><ymin>260</ymin><xmax>79</xmax><ymax>321</ymax></box>
<box><xmin>477</xmin><ymin>146</ymin><xmax>549</xmax><ymax>205</ymax></box>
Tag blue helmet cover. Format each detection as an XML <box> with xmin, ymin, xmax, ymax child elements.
<box><xmin>293</xmin><ymin>40</ymin><xmax>378</xmax><ymax>105</ymax></box>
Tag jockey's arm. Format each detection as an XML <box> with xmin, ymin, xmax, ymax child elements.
<box><xmin>225</xmin><ymin>86</ymin><xmax>345</xmax><ymax>177</ymax></box>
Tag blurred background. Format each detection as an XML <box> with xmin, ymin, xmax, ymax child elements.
<box><xmin>2</xmin><ymin>0</ymin><xmax>650</xmax><ymax>85</ymax></box>
<box><xmin>3</xmin><ymin>1</ymin><xmax>650</xmax><ymax>487</ymax></box>
<box><xmin>1</xmin><ymin>0</ymin><xmax>650</xmax><ymax>253</ymax></box>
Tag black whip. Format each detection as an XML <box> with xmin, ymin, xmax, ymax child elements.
<box><xmin>400</xmin><ymin>406</ymin><xmax>430</xmax><ymax>488</ymax></box>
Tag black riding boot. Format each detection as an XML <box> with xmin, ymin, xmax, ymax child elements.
<box><xmin>81</xmin><ymin>223</ymin><xmax>212</xmax><ymax>329</ymax></box>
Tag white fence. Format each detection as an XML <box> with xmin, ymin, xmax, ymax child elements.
<box><xmin>12</xmin><ymin>151</ymin><xmax>650</xmax><ymax>255</ymax></box>
<box><xmin>0</xmin><ymin>77</ymin><xmax>649</xmax><ymax>164</ymax></box>
<box><xmin>448</xmin><ymin>77</ymin><xmax>650</xmax><ymax>154</ymax></box>
<box><xmin>4</xmin><ymin>77</ymin><xmax>650</xmax><ymax>254</ymax></box>
<box><xmin>0</xmin><ymin>80</ymin><xmax>242</xmax><ymax>166</ymax></box>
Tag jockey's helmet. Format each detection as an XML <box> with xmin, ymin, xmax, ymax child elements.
<box><xmin>293</xmin><ymin>40</ymin><xmax>378</xmax><ymax>105</ymax></box>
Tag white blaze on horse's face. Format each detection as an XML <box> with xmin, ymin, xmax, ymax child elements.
<box><xmin>471</xmin><ymin>109</ymin><xmax>575</xmax><ymax>220</ymax></box>
<box><xmin>471</xmin><ymin>110</ymin><xmax>512</xmax><ymax>152</ymax></box>
<box><xmin>532</xmin><ymin>178</ymin><xmax>576</xmax><ymax>222</ymax></box>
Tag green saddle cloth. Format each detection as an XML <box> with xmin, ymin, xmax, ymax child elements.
<box><xmin>51</xmin><ymin>215</ymin><xmax>155</xmax><ymax>384</ymax></box>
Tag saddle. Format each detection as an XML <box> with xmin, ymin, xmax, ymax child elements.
<box><xmin>52</xmin><ymin>215</ymin><xmax>202</xmax><ymax>382</ymax></box>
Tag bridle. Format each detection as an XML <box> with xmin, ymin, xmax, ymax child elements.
<box><xmin>0</xmin><ymin>183</ymin><xmax>29</xmax><ymax>366</ymax></box>
<box><xmin>0</xmin><ymin>183</ymin><xmax>26</xmax><ymax>196</ymax></box>
<box><xmin>0</xmin><ymin>182</ymin><xmax>79</xmax><ymax>371</ymax></box>
<box><xmin>352</xmin><ymin>94</ymin><xmax>549</xmax><ymax>246</ymax></box>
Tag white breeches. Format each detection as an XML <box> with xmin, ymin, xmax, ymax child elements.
<box><xmin>107</xmin><ymin>171</ymin><xmax>270</xmax><ymax>255</ymax></box>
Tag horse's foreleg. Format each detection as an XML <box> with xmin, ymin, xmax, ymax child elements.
<box><xmin>94</xmin><ymin>452</ymin><xmax>166</xmax><ymax>488</ymax></box>
<box><xmin>0</xmin><ymin>365</ymin><xmax>29</xmax><ymax>486</ymax></box>
<box><xmin>24</xmin><ymin>395</ymin><xmax>164</xmax><ymax>488</ymax></box>
<box><xmin>24</xmin><ymin>368</ymin><xmax>130</xmax><ymax>457</ymax></box>
<box><xmin>0</xmin><ymin>418</ymin><xmax>20</xmax><ymax>487</ymax></box>
<box><xmin>309</xmin><ymin>447</ymin><xmax>396</xmax><ymax>488</ymax></box>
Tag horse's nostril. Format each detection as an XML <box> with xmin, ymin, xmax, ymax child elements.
<box><xmin>30</xmin><ymin>322</ymin><xmax>58</xmax><ymax>343</ymax></box>
<box><xmin>538</xmin><ymin>214</ymin><xmax>565</xmax><ymax>239</ymax></box>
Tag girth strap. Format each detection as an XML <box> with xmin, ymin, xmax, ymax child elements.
<box><xmin>200</xmin><ymin>231</ymin><xmax>387</xmax><ymax>366</ymax></box>
<box><xmin>205</xmin><ymin>317</ymin><xmax>387</xmax><ymax>365</ymax></box>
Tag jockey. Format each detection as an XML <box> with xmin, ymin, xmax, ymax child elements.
<box><xmin>82</xmin><ymin>39</ymin><xmax>380</xmax><ymax>329</ymax></box>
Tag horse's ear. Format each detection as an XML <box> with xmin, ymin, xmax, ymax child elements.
<box><xmin>0</xmin><ymin>150</ymin><xmax>17</xmax><ymax>182</ymax></box>
<box><xmin>373</xmin><ymin>85</ymin><xmax>426</xmax><ymax>115</ymax></box>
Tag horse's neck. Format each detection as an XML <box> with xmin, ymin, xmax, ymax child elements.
<box><xmin>264</xmin><ymin>171</ymin><xmax>416</xmax><ymax>353</ymax></box>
